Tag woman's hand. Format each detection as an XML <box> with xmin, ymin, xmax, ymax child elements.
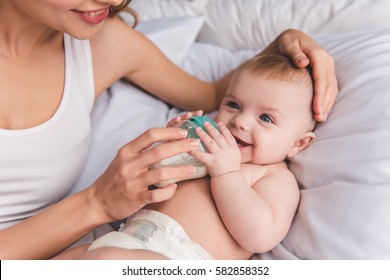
<box><xmin>263</xmin><ymin>29</ymin><xmax>338</xmax><ymax>122</ymax></box>
<box><xmin>90</xmin><ymin>127</ymin><xmax>200</xmax><ymax>222</ymax></box>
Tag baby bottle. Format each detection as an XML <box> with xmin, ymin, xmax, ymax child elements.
<box><xmin>151</xmin><ymin>116</ymin><xmax>219</xmax><ymax>188</ymax></box>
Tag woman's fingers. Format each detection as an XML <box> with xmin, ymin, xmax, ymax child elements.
<box><xmin>139</xmin><ymin>137</ymin><xmax>200</xmax><ymax>167</ymax></box>
<box><xmin>278</xmin><ymin>29</ymin><xmax>310</xmax><ymax>67</ymax></box>
<box><xmin>143</xmin><ymin>164</ymin><xmax>197</xmax><ymax>187</ymax></box>
<box><xmin>141</xmin><ymin>183</ymin><xmax>178</xmax><ymax>204</ymax></box>
<box><xmin>278</xmin><ymin>29</ymin><xmax>339</xmax><ymax>122</ymax></box>
<box><xmin>121</xmin><ymin>127</ymin><xmax>188</xmax><ymax>155</ymax></box>
<box><xmin>311</xmin><ymin>53</ymin><xmax>338</xmax><ymax>122</ymax></box>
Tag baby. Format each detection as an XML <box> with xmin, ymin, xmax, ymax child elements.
<box><xmin>83</xmin><ymin>54</ymin><xmax>316</xmax><ymax>259</ymax></box>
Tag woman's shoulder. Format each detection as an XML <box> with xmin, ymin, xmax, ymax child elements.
<box><xmin>89</xmin><ymin>17</ymin><xmax>161</xmax><ymax>91</ymax></box>
<box><xmin>89</xmin><ymin>17</ymin><xmax>133</xmax><ymax>54</ymax></box>
<box><xmin>89</xmin><ymin>17</ymin><xmax>149</xmax><ymax>55</ymax></box>
<box><xmin>88</xmin><ymin>17</ymin><xmax>149</xmax><ymax>94</ymax></box>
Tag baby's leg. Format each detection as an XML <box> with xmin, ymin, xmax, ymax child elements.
<box><xmin>78</xmin><ymin>247</ymin><xmax>169</xmax><ymax>260</ymax></box>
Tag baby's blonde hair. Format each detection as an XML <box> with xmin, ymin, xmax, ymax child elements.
<box><xmin>237</xmin><ymin>54</ymin><xmax>313</xmax><ymax>89</ymax></box>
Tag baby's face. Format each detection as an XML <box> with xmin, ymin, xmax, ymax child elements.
<box><xmin>215</xmin><ymin>71</ymin><xmax>314</xmax><ymax>165</ymax></box>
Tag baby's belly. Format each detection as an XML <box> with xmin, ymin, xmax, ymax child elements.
<box><xmin>146</xmin><ymin>177</ymin><xmax>251</xmax><ymax>259</ymax></box>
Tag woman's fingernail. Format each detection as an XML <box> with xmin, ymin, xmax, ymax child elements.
<box><xmin>319</xmin><ymin>107</ymin><xmax>324</xmax><ymax>120</ymax></box>
<box><xmin>190</xmin><ymin>139</ymin><xmax>200</xmax><ymax>147</ymax></box>
<box><xmin>178</xmin><ymin>129</ymin><xmax>188</xmax><ymax>136</ymax></box>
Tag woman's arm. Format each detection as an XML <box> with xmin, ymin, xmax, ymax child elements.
<box><xmin>91</xmin><ymin>18</ymin><xmax>220</xmax><ymax>113</ymax></box>
<box><xmin>0</xmin><ymin>127</ymin><xmax>200</xmax><ymax>259</ymax></box>
<box><xmin>94</xmin><ymin>20</ymin><xmax>337</xmax><ymax>120</ymax></box>
<box><xmin>0</xmin><ymin>189</ymin><xmax>103</xmax><ymax>259</ymax></box>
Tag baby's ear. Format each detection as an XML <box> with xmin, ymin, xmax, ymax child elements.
<box><xmin>286</xmin><ymin>132</ymin><xmax>315</xmax><ymax>159</ymax></box>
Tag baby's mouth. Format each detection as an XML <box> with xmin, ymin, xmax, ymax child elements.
<box><xmin>234</xmin><ymin>136</ymin><xmax>251</xmax><ymax>147</ymax></box>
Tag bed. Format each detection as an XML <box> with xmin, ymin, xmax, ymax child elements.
<box><xmin>67</xmin><ymin>0</ymin><xmax>390</xmax><ymax>259</ymax></box>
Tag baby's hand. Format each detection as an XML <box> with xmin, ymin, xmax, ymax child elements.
<box><xmin>166</xmin><ymin>110</ymin><xmax>203</xmax><ymax>127</ymax></box>
<box><xmin>190</xmin><ymin>122</ymin><xmax>241</xmax><ymax>177</ymax></box>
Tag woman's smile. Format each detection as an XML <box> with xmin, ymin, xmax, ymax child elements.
<box><xmin>71</xmin><ymin>7</ymin><xmax>110</xmax><ymax>24</ymax></box>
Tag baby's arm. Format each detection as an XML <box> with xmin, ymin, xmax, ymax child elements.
<box><xmin>192</xmin><ymin>122</ymin><xmax>299</xmax><ymax>253</ymax></box>
<box><xmin>211</xmin><ymin>166</ymin><xmax>300</xmax><ymax>253</ymax></box>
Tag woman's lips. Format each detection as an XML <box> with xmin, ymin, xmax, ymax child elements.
<box><xmin>72</xmin><ymin>7</ymin><xmax>110</xmax><ymax>24</ymax></box>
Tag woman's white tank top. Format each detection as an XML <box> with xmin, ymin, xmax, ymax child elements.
<box><xmin>0</xmin><ymin>33</ymin><xmax>95</xmax><ymax>230</ymax></box>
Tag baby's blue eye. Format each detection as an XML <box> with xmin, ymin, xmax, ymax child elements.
<box><xmin>260</xmin><ymin>114</ymin><xmax>272</xmax><ymax>123</ymax></box>
<box><xmin>227</xmin><ymin>101</ymin><xmax>239</xmax><ymax>110</ymax></box>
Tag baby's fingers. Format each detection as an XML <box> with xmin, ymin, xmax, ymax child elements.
<box><xmin>195</xmin><ymin>126</ymin><xmax>222</xmax><ymax>153</ymax></box>
<box><xmin>189</xmin><ymin>149</ymin><xmax>213</xmax><ymax>166</ymax></box>
<box><xmin>166</xmin><ymin>116</ymin><xmax>182</xmax><ymax>127</ymax></box>
<box><xmin>167</xmin><ymin>110</ymin><xmax>204</xmax><ymax>127</ymax></box>
<box><xmin>216</xmin><ymin>122</ymin><xmax>237</xmax><ymax>146</ymax></box>
<box><xmin>191</xmin><ymin>110</ymin><xmax>203</xmax><ymax>117</ymax></box>
<box><xmin>203</xmin><ymin>122</ymin><xmax>237</xmax><ymax>150</ymax></box>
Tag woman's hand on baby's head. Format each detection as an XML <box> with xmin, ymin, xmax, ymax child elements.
<box><xmin>166</xmin><ymin>110</ymin><xmax>203</xmax><ymax>127</ymax></box>
<box><xmin>277</xmin><ymin>29</ymin><xmax>338</xmax><ymax>122</ymax></box>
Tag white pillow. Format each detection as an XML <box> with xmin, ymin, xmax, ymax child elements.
<box><xmin>130</xmin><ymin>0</ymin><xmax>207</xmax><ymax>21</ymax></box>
<box><xmin>136</xmin><ymin>16</ymin><xmax>204</xmax><ymax>65</ymax></box>
<box><xmin>262</xmin><ymin>29</ymin><xmax>390</xmax><ymax>259</ymax></box>
<box><xmin>67</xmin><ymin>16</ymin><xmax>204</xmax><ymax>195</ymax></box>
<box><xmin>198</xmin><ymin>0</ymin><xmax>390</xmax><ymax>50</ymax></box>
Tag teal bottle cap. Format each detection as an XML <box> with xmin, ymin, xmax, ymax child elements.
<box><xmin>188</xmin><ymin>116</ymin><xmax>219</xmax><ymax>132</ymax></box>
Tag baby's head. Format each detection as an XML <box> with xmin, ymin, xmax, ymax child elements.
<box><xmin>215</xmin><ymin>54</ymin><xmax>316</xmax><ymax>165</ymax></box>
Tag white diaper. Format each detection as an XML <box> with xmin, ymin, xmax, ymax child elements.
<box><xmin>88</xmin><ymin>209</ymin><xmax>213</xmax><ymax>260</ymax></box>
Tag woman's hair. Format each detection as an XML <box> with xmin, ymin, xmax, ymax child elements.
<box><xmin>109</xmin><ymin>0</ymin><xmax>138</xmax><ymax>27</ymax></box>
